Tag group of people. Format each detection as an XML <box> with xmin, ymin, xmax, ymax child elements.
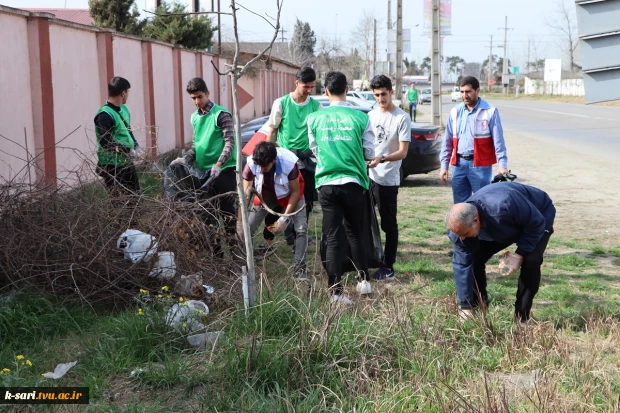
<box><xmin>94</xmin><ymin>70</ymin><xmax>556</xmax><ymax>323</ymax></box>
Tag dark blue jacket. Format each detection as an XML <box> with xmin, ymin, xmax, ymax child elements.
<box><xmin>449</xmin><ymin>182</ymin><xmax>555</xmax><ymax>263</ymax></box>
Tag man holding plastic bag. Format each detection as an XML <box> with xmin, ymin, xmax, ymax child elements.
<box><xmin>445</xmin><ymin>182</ymin><xmax>555</xmax><ymax>323</ymax></box>
<box><xmin>240</xmin><ymin>141</ymin><xmax>308</xmax><ymax>278</ymax></box>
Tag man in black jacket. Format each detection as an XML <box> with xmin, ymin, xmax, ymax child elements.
<box><xmin>445</xmin><ymin>182</ymin><xmax>556</xmax><ymax>322</ymax></box>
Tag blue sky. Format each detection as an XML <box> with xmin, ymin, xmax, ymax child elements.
<box><xmin>0</xmin><ymin>0</ymin><xmax>571</xmax><ymax>68</ymax></box>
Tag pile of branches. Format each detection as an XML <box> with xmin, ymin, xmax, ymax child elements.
<box><xmin>0</xmin><ymin>165</ymin><xmax>245</xmax><ymax>308</ymax></box>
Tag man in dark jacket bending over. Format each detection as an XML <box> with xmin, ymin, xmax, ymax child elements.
<box><xmin>445</xmin><ymin>182</ymin><xmax>556</xmax><ymax>322</ymax></box>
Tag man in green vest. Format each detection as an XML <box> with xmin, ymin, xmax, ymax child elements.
<box><xmin>267</xmin><ymin>67</ymin><xmax>321</xmax><ymax>223</ymax></box>
<box><xmin>94</xmin><ymin>76</ymin><xmax>143</xmax><ymax>194</ymax></box>
<box><xmin>407</xmin><ymin>83</ymin><xmax>418</xmax><ymax>122</ymax></box>
<box><xmin>167</xmin><ymin>78</ymin><xmax>237</xmax><ymax>239</ymax></box>
<box><xmin>308</xmin><ymin>71</ymin><xmax>380</xmax><ymax>305</ymax></box>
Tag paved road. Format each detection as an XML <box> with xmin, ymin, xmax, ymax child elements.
<box><xmin>440</xmin><ymin>96</ymin><xmax>620</xmax><ymax>164</ymax></box>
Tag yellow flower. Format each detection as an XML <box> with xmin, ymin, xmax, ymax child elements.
<box><xmin>179</xmin><ymin>297</ymin><xmax>185</xmax><ymax>302</ymax></box>
<box><xmin>161</xmin><ymin>286</ymin><xmax>169</xmax><ymax>292</ymax></box>
<box><xmin>139</xmin><ymin>289</ymin><xmax>149</xmax><ymax>294</ymax></box>
<box><xmin>16</xmin><ymin>355</ymin><xmax>24</xmax><ymax>360</ymax></box>
<box><xmin>25</xmin><ymin>360</ymin><xmax>33</xmax><ymax>367</ymax></box>
<box><xmin>157</xmin><ymin>294</ymin><xmax>163</xmax><ymax>298</ymax></box>
<box><xmin>137</xmin><ymin>308</ymin><xmax>144</xmax><ymax>316</ymax></box>
<box><xmin>182</xmin><ymin>322</ymin><xmax>187</xmax><ymax>328</ymax></box>
<box><xmin>41</xmin><ymin>373</ymin><xmax>45</xmax><ymax>377</ymax></box>
<box><xmin>2</xmin><ymin>368</ymin><xmax>10</xmax><ymax>373</ymax></box>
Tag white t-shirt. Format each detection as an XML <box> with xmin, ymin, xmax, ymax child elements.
<box><xmin>368</xmin><ymin>106</ymin><xmax>412</xmax><ymax>186</ymax></box>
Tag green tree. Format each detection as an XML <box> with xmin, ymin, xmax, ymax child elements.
<box><xmin>289</xmin><ymin>19</ymin><xmax>316</xmax><ymax>66</ymax></box>
<box><xmin>446</xmin><ymin>56</ymin><xmax>466</xmax><ymax>77</ymax></box>
<box><xmin>420</xmin><ymin>56</ymin><xmax>431</xmax><ymax>73</ymax></box>
<box><xmin>143</xmin><ymin>1</ymin><xmax>215</xmax><ymax>50</ymax></box>
<box><xmin>89</xmin><ymin>0</ymin><xmax>145</xmax><ymax>35</ymax></box>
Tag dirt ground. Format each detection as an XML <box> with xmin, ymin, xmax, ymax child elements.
<box><xmin>500</xmin><ymin>129</ymin><xmax>618</xmax><ymax>248</ymax></box>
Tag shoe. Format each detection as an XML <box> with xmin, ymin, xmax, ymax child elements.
<box><xmin>372</xmin><ymin>267</ymin><xmax>395</xmax><ymax>281</ymax></box>
<box><xmin>294</xmin><ymin>264</ymin><xmax>308</xmax><ymax>279</ymax></box>
<box><xmin>254</xmin><ymin>242</ymin><xmax>275</xmax><ymax>258</ymax></box>
<box><xmin>356</xmin><ymin>280</ymin><xmax>372</xmax><ymax>295</ymax></box>
<box><xmin>331</xmin><ymin>294</ymin><xmax>354</xmax><ymax>305</ymax></box>
<box><xmin>458</xmin><ymin>308</ymin><xmax>475</xmax><ymax>322</ymax></box>
<box><xmin>307</xmin><ymin>236</ymin><xmax>313</xmax><ymax>244</ymax></box>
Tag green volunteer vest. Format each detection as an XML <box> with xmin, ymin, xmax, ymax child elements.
<box><xmin>308</xmin><ymin>106</ymin><xmax>370</xmax><ymax>190</ymax></box>
<box><xmin>277</xmin><ymin>94</ymin><xmax>321</xmax><ymax>151</ymax></box>
<box><xmin>95</xmin><ymin>104</ymin><xmax>135</xmax><ymax>166</ymax></box>
<box><xmin>408</xmin><ymin>88</ymin><xmax>418</xmax><ymax>102</ymax></box>
<box><xmin>191</xmin><ymin>103</ymin><xmax>237</xmax><ymax>171</ymax></box>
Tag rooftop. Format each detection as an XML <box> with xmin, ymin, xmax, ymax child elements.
<box><xmin>22</xmin><ymin>8</ymin><xmax>94</xmax><ymax>26</ymax></box>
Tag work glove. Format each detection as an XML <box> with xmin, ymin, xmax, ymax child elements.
<box><xmin>498</xmin><ymin>251</ymin><xmax>523</xmax><ymax>277</ymax></box>
<box><xmin>210</xmin><ymin>164</ymin><xmax>221</xmax><ymax>179</ymax></box>
<box><xmin>132</xmin><ymin>146</ymin><xmax>145</xmax><ymax>159</ymax></box>
<box><xmin>270</xmin><ymin>216</ymin><xmax>290</xmax><ymax>235</ymax></box>
<box><xmin>170</xmin><ymin>157</ymin><xmax>186</xmax><ymax>166</ymax></box>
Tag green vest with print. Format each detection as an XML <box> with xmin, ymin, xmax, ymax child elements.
<box><xmin>308</xmin><ymin>106</ymin><xmax>369</xmax><ymax>190</ymax></box>
<box><xmin>277</xmin><ymin>94</ymin><xmax>321</xmax><ymax>151</ymax></box>
<box><xmin>95</xmin><ymin>104</ymin><xmax>135</xmax><ymax>166</ymax></box>
<box><xmin>191</xmin><ymin>103</ymin><xmax>237</xmax><ymax>171</ymax></box>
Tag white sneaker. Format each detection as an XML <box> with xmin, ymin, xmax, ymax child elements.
<box><xmin>331</xmin><ymin>294</ymin><xmax>354</xmax><ymax>305</ymax></box>
<box><xmin>356</xmin><ymin>280</ymin><xmax>372</xmax><ymax>295</ymax></box>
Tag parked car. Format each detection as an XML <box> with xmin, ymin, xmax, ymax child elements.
<box><xmin>240</xmin><ymin>108</ymin><xmax>443</xmax><ymax>185</ymax></box>
<box><xmin>418</xmin><ymin>88</ymin><xmax>432</xmax><ymax>104</ymax></box>
<box><xmin>451</xmin><ymin>86</ymin><xmax>461</xmax><ymax>102</ymax></box>
<box><xmin>348</xmin><ymin>91</ymin><xmax>402</xmax><ymax>109</ymax></box>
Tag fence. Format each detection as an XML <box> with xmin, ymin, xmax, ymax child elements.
<box><xmin>0</xmin><ymin>4</ymin><xmax>298</xmax><ymax>187</ymax></box>
<box><xmin>523</xmin><ymin>77</ymin><xmax>585</xmax><ymax>97</ymax></box>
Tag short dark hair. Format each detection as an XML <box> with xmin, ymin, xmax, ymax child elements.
<box><xmin>108</xmin><ymin>77</ymin><xmax>131</xmax><ymax>97</ymax></box>
<box><xmin>370</xmin><ymin>75</ymin><xmax>392</xmax><ymax>91</ymax></box>
<box><xmin>252</xmin><ymin>141</ymin><xmax>277</xmax><ymax>166</ymax></box>
<box><xmin>296</xmin><ymin>67</ymin><xmax>316</xmax><ymax>83</ymax></box>
<box><xmin>324</xmin><ymin>71</ymin><xmax>347</xmax><ymax>96</ymax></box>
<box><xmin>186</xmin><ymin>77</ymin><xmax>209</xmax><ymax>94</ymax></box>
<box><xmin>459</xmin><ymin>76</ymin><xmax>480</xmax><ymax>90</ymax></box>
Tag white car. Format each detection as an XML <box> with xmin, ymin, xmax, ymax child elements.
<box><xmin>451</xmin><ymin>86</ymin><xmax>461</xmax><ymax>102</ymax></box>
<box><xmin>348</xmin><ymin>91</ymin><xmax>402</xmax><ymax>109</ymax></box>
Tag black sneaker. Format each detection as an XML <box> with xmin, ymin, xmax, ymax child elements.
<box><xmin>371</xmin><ymin>267</ymin><xmax>395</xmax><ymax>281</ymax></box>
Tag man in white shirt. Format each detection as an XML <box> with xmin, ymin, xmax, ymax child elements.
<box><xmin>367</xmin><ymin>75</ymin><xmax>411</xmax><ymax>280</ymax></box>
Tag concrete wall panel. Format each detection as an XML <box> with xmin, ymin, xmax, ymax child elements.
<box><xmin>180</xmin><ymin>50</ymin><xmax>198</xmax><ymax>145</ymax></box>
<box><xmin>0</xmin><ymin>12</ymin><xmax>36</xmax><ymax>184</ymax></box>
<box><xmin>151</xmin><ymin>43</ymin><xmax>176</xmax><ymax>153</ymax></box>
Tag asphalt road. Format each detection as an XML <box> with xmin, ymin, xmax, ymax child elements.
<box><xmin>440</xmin><ymin>96</ymin><xmax>620</xmax><ymax>164</ymax></box>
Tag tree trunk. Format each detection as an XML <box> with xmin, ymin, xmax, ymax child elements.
<box><xmin>230</xmin><ymin>73</ymin><xmax>256</xmax><ymax>307</ymax></box>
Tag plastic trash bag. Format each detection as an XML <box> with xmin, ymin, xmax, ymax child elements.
<box><xmin>148</xmin><ymin>251</ymin><xmax>176</xmax><ymax>280</ymax></box>
<box><xmin>42</xmin><ymin>361</ymin><xmax>77</xmax><ymax>379</ymax></box>
<box><xmin>117</xmin><ymin>229</ymin><xmax>158</xmax><ymax>263</ymax></box>
<box><xmin>165</xmin><ymin>300</ymin><xmax>209</xmax><ymax>333</ymax></box>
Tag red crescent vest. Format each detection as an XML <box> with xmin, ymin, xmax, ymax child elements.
<box><xmin>449</xmin><ymin>105</ymin><xmax>497</xmax><ymax>167</ymax></box>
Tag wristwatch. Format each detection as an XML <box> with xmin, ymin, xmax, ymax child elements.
<box><xmin>380</xmin><ymin>155</ymin><xmax>386</xmax><ymax>163</ymax></box>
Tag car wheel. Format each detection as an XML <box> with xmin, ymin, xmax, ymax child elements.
<box><xmin>399</xmin><ymin>167</ymin><xmax>405</xmax><ymax>186</ymax></box>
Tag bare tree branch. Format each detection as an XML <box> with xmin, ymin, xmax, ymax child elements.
<box><xmin>236</xmin><ymin>2</ymin><xmax>276</xmax><ymax>30</ymax></box>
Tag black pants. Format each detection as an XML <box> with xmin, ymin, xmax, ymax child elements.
<box><xmin>319</xmin><ymin>183</ymin><xmax>369</xmax><ymax>295</ymax></box>
<box><xmin>371</xmin><ymin>181</ymin><xmax>399</xmax><ymax>269</ymax></box>
<box><xmin>98</xmin><ymin>163</ymin><xmax>140</xmax><ymax>194</ymax></box>
<box><xmin>300</xmin><ymin>168</ymin><xmax>315</xmax><ymax>218</ymax></box>
<box><xmin>472</xmin><ymin>230</ymin><xmax>552</xmax><ymax>321</ymax></box>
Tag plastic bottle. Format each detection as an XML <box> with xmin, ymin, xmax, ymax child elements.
<box><xmin>498</xmin><ymin>251</ymin><xmax>512</xmax><ymax>277</ymax></box>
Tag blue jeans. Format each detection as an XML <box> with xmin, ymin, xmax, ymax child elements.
<box><xmin>451</xmin><ymin>158</ymin><xmax>492</xmax><ymax>203</ymax></box>
<box><xmin>408</xmin><ymin>101</ymin><xmax>417</xmax><ymax>120</ymax></box>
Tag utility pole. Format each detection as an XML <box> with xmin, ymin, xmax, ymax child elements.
<box><xmin>488</xmin><ymin>35</ymin><xmax>493</xmax><ymax>93</ymax></box>
<box><xmin>373</xmin><ymin>19</ymin><xmax>377</xmax><ymax>78</ymax></box>
<box><xmin>279</xmin><ymin>28</ymin><xmax>287</xmax><ymax>42</ymax></box>
<box><xmin>395</xmin><ymin>0</ymin><xmax>403</xmax><ymax>96</ymax></box>
<box><xmin>502</xmin><ymin>16</ymin><xmax>509</xmax><ymax>94</ymax></box>
<box><xmin>527</xmin><ymin>39</ymin><xmax>531</xmax><ymax>74</ymax></box>
<box><xmin>387</xmin><ymin>0</ymin><xmax>392</xmax><ymax>73</ymax></box>
<box><xmin>431</xmin><ymin>0</ymin><xmax>442</xmax><ymax>126</ymax></box>
<box><xmin>217</xmin><ymin>0</ymin><xmax>221</xmax><ymax>54</ymax></box>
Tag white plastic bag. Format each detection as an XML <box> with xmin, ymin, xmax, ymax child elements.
<box><xmin>148</xmin><ymin>251</ymin><xmax>176</xmax><ymax>280</ymax></box>
<box><xmin>117</xmin><ymin>229</ymin><xmax>158</xmax><ymax>263</ymax></box>
<box><xmin>165</xmin><ymin>300</ymin><xmax>209</xmax><ymax>333</ymax></box>
<box><xmin>42</xmin><ymin>361</ymin><xmax>77</xmax><ymax>379</ymax></box>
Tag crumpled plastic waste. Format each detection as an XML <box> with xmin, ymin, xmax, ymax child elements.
<box><xmin>148</xmin><ymin>251</ymin><xmax>176</xmax><ymax>280</ymax></box>
<box><xmin>165</xmin><ymin>300</ymin><xmax>209</xmax><ymax>333</ymax></box>
<box><xmin>117</xmin><ymin>229</ymin><xmax>158</xmax><ymax>263</ymax></box>
<box><xmin>42</xmin><ymin>361</ymin><xmax>77</xmax><ymax>379</ymax></box>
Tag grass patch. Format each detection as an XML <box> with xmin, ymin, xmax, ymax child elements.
<box><xmin>547</xmin><ymin>253</ymin><xmax>597</xmax><ymax>271</ymax></box>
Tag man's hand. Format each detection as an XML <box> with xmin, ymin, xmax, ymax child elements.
<box><xmin>498</xmin><ymin>252</ymin><xmax>523</xmax><ymax>277</ymax></box>
<box><xmin>170</xmin><ymin>157</ymin><xmax>186</xmax><ymax>166</ymax></box>
<box><xmin>367</xmin><ymin>156</ymin><xmax>382</xmax><ymax>169</ymax></box>
<box><xmin>210</xmin><ymin>164</ymin><xmax>221</xmax><ymax>179</ymax></box>
<box><xmin>440</xmin><ymin>169</ymin><xmax>449</xmax><ymax>184</ymax></box>
<box><xmin>132</xmin><ymin>146</ymin><xmax>145</xmax><ymax>159</ymax></box>
<box><xmin>497</xmin><ymin>167</ymin><xmax>509</xmax><ymax>175</ymax></box>
<box><xmin>271</xmin><ymin>216</ymin><xmax>290</xmax><ymax>235</ymax></box>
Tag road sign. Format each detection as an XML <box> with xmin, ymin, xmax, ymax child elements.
<box><xmin>513</xmin><ymin>66</ymin><xmax>520</xmax><ymax>76</ymax></box>
<box><xmin>488</xmin><ymin>79</ymin><xmax>495</xmax><ymax>86</ymax></box>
